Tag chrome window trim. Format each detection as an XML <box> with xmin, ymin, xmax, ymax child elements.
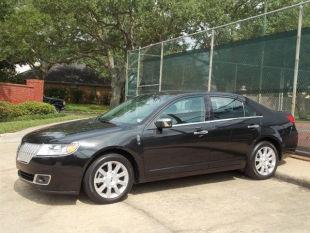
<box><xmin>171</xmin><ymin>116</ymin><xmax>263</xmax><ymax>128</ymax></box>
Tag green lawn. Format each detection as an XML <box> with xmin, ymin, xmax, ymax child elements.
<box><xmin>0</xmin><ymin>103</ymin><xmax>110</xmax><ymax>134</ymax></box>
<box><xmin>65</xmin><ymin>103</ymin><xmax>109</xmax><ymax>114</ymax></box>
<box><xmin>0</xmin><ymin>113</ymin><xmax>94</xmax><ymax>134</ymax></box>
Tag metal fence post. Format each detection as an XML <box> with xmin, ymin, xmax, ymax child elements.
<box><xmin>279</xmin><ymin>69</ymin><xmax>284</xmax><ymax>111</ymax></box>
<box><xmin>291</xmin><ymin>5</ymin><xmax>303</xmax><ymax>116</ymax></box>
<box><xmin>159</xmin><ymin>42</ymin><xmax>164</xmax><ymax>92</ymax></box>
<box><xmin>208</xmin><ymin>29</ymin><xmax>215</xmax><ymax>92</ymax></box>
<box><xmin>125</xmin><ymin>51</ymin><xmax>129</xmax><ymax>100</ymax></box>
<box><xmin>234</xmin><ymin>64</ymin><xmax>238</xmax><ymax>91</ymax></box>
<box><xmin>258</xmin><ymin>0</ymin><xmax>268</xmax><ymax>103</ymax></box>
<box><xmin>136</xmin><ymin>47</ymin><xmax>141</xmax><ymax>96</ymax></box>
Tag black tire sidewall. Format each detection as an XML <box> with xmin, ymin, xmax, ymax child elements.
<box><xmin>83</xmin><ymin>154</ymin><xmax>134</xmax><ymax>204</ymax></box>
<box><xmin>249</xmin><ymin>141</ymin><xmax>279</xmax><ymax>180</ymax></box>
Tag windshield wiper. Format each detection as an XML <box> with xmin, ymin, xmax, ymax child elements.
<box><xmin>96</xmin><ymin>117</ymin><xmax>110</xmax><ymax>123</ymax></box>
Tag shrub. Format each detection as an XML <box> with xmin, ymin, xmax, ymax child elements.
<box><xmin>100</xmin><ymin>94</ymin><xmax>111</xmax><ymax>105</ymax></box>
<box><xmin>71</xmin><ymin>89</ymin><xmax>83</xmax><ymax>103</ymax></box>
<box><xmin>45</xmin><ymin>88</ymin><xmax>67</xmax><ymax>100</ymax></box>
<box><xmin>19</xmin><ymin>101</ymin><xmax>56</xmax><ymax>115</ymax></box>
<box><xmin>0</xmin><ymin>101</ymin><xmax>27</xmax><ymax>121</ymax></box>
<box><xmin>0</xmin><ymin>105</ymin><xmax>11</xmax><ymax>120</ymax></box>
<box><xmin>0</xmin><ymin>101</ymin><xmax>56</xmax><ymax>122</ymax></box>
<box><xmin>0</xmin><ymin>101</ymin><xmax>10</xmax><ymax>108</ymax></box>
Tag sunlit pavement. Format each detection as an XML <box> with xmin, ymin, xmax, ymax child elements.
<box><xmin>1</xmin><ymin>126</ymin><xmax>310</xmax><ymax>233</ymax></box>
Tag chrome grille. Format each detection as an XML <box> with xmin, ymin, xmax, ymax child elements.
<box><xmin>17</xmin><ymin>143</ymin><xmax>41</xmax><ymax>164</ymax></box>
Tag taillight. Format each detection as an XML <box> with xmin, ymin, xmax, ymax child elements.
<box><xmin>287</xmin><ymin>114</ymin><xmax>295</xmax><ymax>124</ymax></box>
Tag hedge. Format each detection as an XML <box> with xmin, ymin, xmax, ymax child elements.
<box><xmin>45</xmin><ymin>88</ymin><xmax>67</xmax><ymax>100</ymax></box>
<box><xmin>0</xmin><ymin>101</ymin><xmax>56</xmax><ymax>122</ymax></box>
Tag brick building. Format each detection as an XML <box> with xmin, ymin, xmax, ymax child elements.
<box><xmin>22</xmin><ymin>64</ymin><xmax>112</xmax><ymax>104</ymax></box>
<box><xmin>0</xmin><ymin>79</ymin><xmax>44</xmax><ymax>103</ymax></box>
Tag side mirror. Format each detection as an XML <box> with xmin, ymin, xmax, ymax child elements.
<box><xmin>155</xmin><ymin>118</ymin><xmax>172</xmax><ymax>129</ymax></box>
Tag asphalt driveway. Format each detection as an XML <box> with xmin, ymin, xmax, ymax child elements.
<box><xmin>1</xmin><ymin>125</ymin><xmax>310</xmax><ymax>233</ymax></box>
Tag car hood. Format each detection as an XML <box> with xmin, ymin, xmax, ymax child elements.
<box><xmin>22</xmin><ymin>118</ymin><xmax>124</xmax><ymax>144</ymax></box>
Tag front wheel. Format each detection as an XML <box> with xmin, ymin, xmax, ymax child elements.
<box><xmin>83</xmin><ymin>154</ymin><xmax>134</xmax><ymax>204</ymax></box>
<box><xmin>245</xmin><ymin>141</ymin><xmax>279</xmax><ymax>180</ymax></box>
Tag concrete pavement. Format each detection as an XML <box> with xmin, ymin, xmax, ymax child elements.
<box><xmin>275</xmin><ymin>157</ymin><xmax>310</xmax><ymax>189</ymax></box>
<box><xmin>295</xmin><ymin>122</ymin><xmax>310</xmax><ymax>156</ymax></box>
<box><xmin>1</xmin><ymin>124</ymin><xmax>310</xmax><ymax>233</ymax></box>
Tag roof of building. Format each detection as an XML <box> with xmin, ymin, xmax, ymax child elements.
<box><xmin>20</xmin><ymin>64</ymin><xmax>111</xmax><ymax>86</ymax></box>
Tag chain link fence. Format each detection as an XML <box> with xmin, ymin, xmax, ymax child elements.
<box><xmin>126</xmin><ymin>1</ymin><xmax>310</xmax><ymax>122</ymax></box>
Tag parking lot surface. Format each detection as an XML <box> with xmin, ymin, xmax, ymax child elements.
<box><xmin>1</xmin><ymin>127</ymin><xmax>310</xmax><ymax>233</ymax></box>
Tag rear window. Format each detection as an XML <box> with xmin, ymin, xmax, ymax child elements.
<box><xmin>210</xmin><ymin>97</ymin><xmax>244</xmax><ymax>119</ymax></box>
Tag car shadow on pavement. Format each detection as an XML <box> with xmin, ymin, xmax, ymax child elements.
<box><xmin>14</xmin><ymin>179</ymin><xmax>79</xmax><ymax>205</ymax></box>
<box><xmin>131</xmin><ymin>171</ymin><xmax>246</xmax><ymax>195</ymax></box>
<box><xmin>279</xmin><ymin>159</ymin><xmax>287</xmax><ymax>166</ymax></box>
<box><xmin>13</xmin><ymin>171</ymin><xmax>252</xmax><ymax>205</ymax></box>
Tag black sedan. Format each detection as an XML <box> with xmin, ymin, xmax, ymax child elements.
<box><xmin>43</xmin><ymin>96</ymin><xmax>65</xmax><ymax>112</ymax></box>
<box><xmin>16</xmin><ymin>92</ymin><xmax>298</xmax><ymax>203</ymax></box>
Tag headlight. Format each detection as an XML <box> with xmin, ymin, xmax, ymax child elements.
<box><xmin>36</xmin><ymin>142</ymin><xmax>79</xmax><ymax>156</ymax></box>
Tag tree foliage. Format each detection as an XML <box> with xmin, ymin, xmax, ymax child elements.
<box><xmin>0</xmin><ymin>0</ymin><xmax>304</xmax><ymax>105</ymax></box>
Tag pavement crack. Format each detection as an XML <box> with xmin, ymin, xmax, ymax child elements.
<box><xmin>123</xmin><ymin>200</ymin><xmax>176</xmax><ymax>233</ymax></box>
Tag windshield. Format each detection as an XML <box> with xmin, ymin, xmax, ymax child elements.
<box><xmin>98</xmin><ymin>95</ymin><xmax>170</xmax><ymax>124</ymax></box>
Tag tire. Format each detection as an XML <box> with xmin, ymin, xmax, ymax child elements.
<box><xmin>55</xmin><ymin>106</ymin><xmax>61</xmax><ymax>112</ymax></box>
<box><xmin>83</xmin><ymin>154</ymin><xmax>134</xmax><ymax>204</ymax></box>
<box><xmin>245</xmin><ymin>141</ymin><xmax>279</xmax><ymax>180</ymax></box>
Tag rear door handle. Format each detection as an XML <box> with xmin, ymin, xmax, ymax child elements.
<box><xmin>247</xmin><ymin>124</ymin><xmax>260</xmax><ymax>129</ymax></box>
<box><xmin>194</xmin><ymin>130</ymin><xmax>208</xmax><ymax>135</ymax></box>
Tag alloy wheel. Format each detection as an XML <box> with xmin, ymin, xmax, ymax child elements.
<box><xmin>93</xmin><ymin>161</ymin><xmax>129</xmax><ymax>199</ymax></box>
<box><xmin>254</xmin><ymin>146</ymin><xmax>276</xmax><ymax>176</ymax></box>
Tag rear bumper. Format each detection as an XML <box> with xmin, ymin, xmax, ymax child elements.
<box><xmin>281</xmin><ymin>126</ymin><xmax>298</xmax><ymax>159</ymax></box>
<box><xmin>16</xmin><ymin>154</ymin><xmax>87</xmax><ymax>194</ymax></box>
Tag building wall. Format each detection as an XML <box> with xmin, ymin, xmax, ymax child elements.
<box><xmin>0</xmin><ymin>79</ymin><xmax>44</xmax><ymax>103</ymax></box>
<box><xmin>45</xmin><ymin>82</ymin><xmax>111</xmax><ymax>104</ymax></box>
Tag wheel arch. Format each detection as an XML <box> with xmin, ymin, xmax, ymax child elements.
<box><xmin>82</xmin><ymin>147</ymin><xmax>141</xmax><ymax>185</ymax></box>
<box><xmin>255</xmin><ymin>136</ymin><xmax>283</xmax><ymax>160</ymax></box>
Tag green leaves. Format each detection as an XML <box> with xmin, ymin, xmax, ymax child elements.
<box><xmin>0</xmin><ymin>0</ymin><xmax>303</xmax><ymax>104</ymax></box>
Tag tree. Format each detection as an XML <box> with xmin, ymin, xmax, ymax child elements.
<box><xmin>0</xmin><ymin>0</ymin><xmax>303</xmax><ymax>106</ymax></box>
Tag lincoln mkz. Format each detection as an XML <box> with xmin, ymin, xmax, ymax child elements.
<box><xmin>16</xmin><ymin>92</ymin><xmax>298</xmax><ymax>203</ymax></box>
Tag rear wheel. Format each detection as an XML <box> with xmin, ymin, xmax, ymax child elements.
<box><xmin>83</xmin><ymin>154</ymin><xmax>134</xmax><ymax>204</ymax></box>
<box><xmin>245</xmin><ymin>141</ymin><xmax>279</xmax><ymax>179</ymax></box>
<box><xmin>55</xmin><ymin>106</ymin><xmax>61</xmax><ymax>112</ymax></box>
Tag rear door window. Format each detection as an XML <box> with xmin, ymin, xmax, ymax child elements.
<box><xmin>244</xmin><ymin>104</ymin><xmax>258</xmax><ymax>116</ymax></box>
<box><xmin>210</xmin><ymin>97</ymin><xmax>244</xmax><ymax>120</ymax></box>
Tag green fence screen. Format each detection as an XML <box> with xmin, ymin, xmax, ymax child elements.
<box><xmin>127</xmin><ymin>2</ymin><xmax>310</xmax><ymax>120</ymax></box>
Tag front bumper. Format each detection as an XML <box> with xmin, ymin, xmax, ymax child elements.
<box><xmin>16</xmin><ymin>155</ymin><xmax>87</xmax><ymax>195</ymax></box>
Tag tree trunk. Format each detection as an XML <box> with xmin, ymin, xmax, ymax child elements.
<box><xmin>110</xmin><ymin>72</ymin><xmax>125</xmax><ymax>107</ymax></box>
<box><xmin>39</xmin><ymin>62</ymin><xmax>53</xmax><ymax>80</ymax></box>
<box><xmin>108</xmin><ymin>52</ymin><xmax>126</xmax><ymax>107</ymax></box>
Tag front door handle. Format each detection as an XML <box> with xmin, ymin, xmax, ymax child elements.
<box><xmin>247</xmin><ymin>124</ymin><xmax>260</xmax><ymax>129</ymax></box>
<box><xmin>194</xmin><ymin>130</ymin><xmax>208</xmax><ymax>135</ymax></box>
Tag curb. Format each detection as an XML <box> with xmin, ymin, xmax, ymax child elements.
<box><xmin>295</xmin><ymin>149</ymin><xmax>310</xmax><ymax>158</ymax></box>
<box><xmin>290</xmin><ymin>154</ymin><xmax>310</xmax><ymax>162</ymax></box>
<box><xmin>275</xmin><ymin>171</ymin><xmax>310</xmax><ymax>189</ymax></box>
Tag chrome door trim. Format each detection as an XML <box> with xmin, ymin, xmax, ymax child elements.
<box><xmin>172</xmin><ymin>116</ymin><xmax>263</xmax><ymax>128</ymax></box>
<box><xmin>193</xmin><ymin>130</ymin><xmax>209</xmax><ymax>135</ymax></box>
<box><xmin>247</xmin><ymin>124</ymin><xmax>260</xmax><ymax>129</ymax></box>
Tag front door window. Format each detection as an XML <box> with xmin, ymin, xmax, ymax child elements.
<box><xmin>159</xmin><ymin>96</ymin><xmax>206</xmax><ymax>125</ymax></box>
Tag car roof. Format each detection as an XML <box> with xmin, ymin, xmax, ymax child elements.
<box><xmin>142</xmin><ymin>91</ymin><xmax>246</xmax><ymax>101</ymax></box>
